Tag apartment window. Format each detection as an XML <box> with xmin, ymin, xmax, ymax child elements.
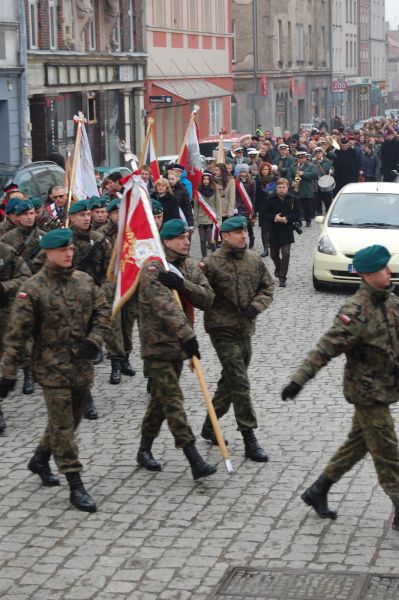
<box><xmin>288</xmin><ymin>21</ymin><xmax>292</xmax><ymax>64</ymax></box>
<box><xmin>128</xmin><ymin>0</ymin><xmax>134</xmax><ymax>50</ymax></box>
<box><xmin>189</xmin><ymin>0</ymin><xmax>197</xmax><ymax>30</ymax></box>
<box><xmin>308</xmin><ymin>25</ymin><xmax>313</xmax><ymax>63</ymax></box>
<box><xmin>173</xmin><ymin>0</ymin><xmax>182</xmax><ymax>29</ymax></box>
<box><xmin>346</xmin><ymin>40</ymin><xmax>349</xmax><ymax>67</ymax></box>
<box><xmin>217</xmin><ymin>0</ymin><xmax>225</xmax><ymax>33</ymax></box>
<box><xmin>209</xmin><ymin>99</ymin><xmax>222</xmax><ymax>135</ymax></box>
<box><xmin>49</xmin><ymin>0</ymin><xmax>57</xmax><ymax>49</ymax></box>
<box><xmin>277</xmin><ymin>20</ymin><xmax>283</xmax><ymax>65</ymax></box>
<box><xmin>321</xmin><ymin>25</ymin><xmax>325</xmax><ymax>52</ymax></box>
<box><xmin>153</xmin><ymin>0</ymin><xmax>164</xmax><ymax>27</ymax></box>
<box><xmin>88</xmin><ymin>13</ymin><xmax>96</xmax><ymax>50</ymax></box>
<box><xmin>203</xmin><ymin>0</ymin><xmax>212</xmax><ymax>32</ymax></box>
<box><xmin>28</xmin><ymin>0</ymin><xmax>39</xmax><ymax>49</ymax></box>
<box><xmin>232</xmin><ymin>20</ymin><xmax>237</xmax><ymax>62</ymax></box>
<box><xmin>354</xmin><ymin>41</ymin><xmax>357</xmax><ymax>67</ymax></box>
<box><xmin>296</xmin><ymin>24</ymin><xmax>304</xmax><ymax>61</ymax></box>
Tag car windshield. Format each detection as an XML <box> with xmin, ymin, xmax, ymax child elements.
<box><xmin>328</xmin><ymin>193</ymin><xmax>399</xmax><ymax>228</ymax></box>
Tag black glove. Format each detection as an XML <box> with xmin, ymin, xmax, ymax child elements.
<box><xmin>281</xmin><ymin>381</ymin><xmax>302</xmax><ymax>401</ymax></box>
<box><xmin>242</xmin><ymin>305</ymin><xmax>259</xmax><ymax>320</ymax></box>
<box><xmin>0</xmin><ymin>283</ymin><xmax>8</xmax><ymax>308</ymax></box>
<box><xmin>158</xmin><ymin>271</ymin><xmax>184</xmax><ymax>291</ymax></box>
<box><xmin>0</xmin><ymin>378</ymin><xmax>16</xmax><ymax>399</ymax></box>
<box><xmin>76</xmin><ymin>338</ymin><xmax>100</xmax><ymax>360</ymax></box>
<box><xmin>182</xmin><ymin>337</ymin><xmax>201</xmax><ymax>359</ymax></box>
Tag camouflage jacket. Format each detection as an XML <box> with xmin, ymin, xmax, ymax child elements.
<box><xmin>0</xmin><ymin>220</ymin><xmax>15</xmax><ymax>240</ymax></box>
<box><xmin>2</xmin><ymin>261</ymin><xmax>110</xmax><ymax>387</ymax></box>
<box><xmin>201</xmin><ymin>242</ymin><xmax>274</xmax><ymax>336</ymax></box>
<box><xmin>292</xmin><ymin>282</ymin><xmax>399</xmax><ymax>407</ymax></box>
<box><xmin>138</xmin><ymin>248</ymin><xmax>215</xmax><ymax>360</ymax></box>
<box><xmin>2</xmin><ymin>225</ymin><xmax>44</xmax><ymax>268</ymax></box>
<box><xmin>0</xmin><ymin>241</ymin><xmax>31</xmax><ymax>315</ymax></box>
<box><xmin>98</xmin><ymin>220</ymin><xmax>118</xmax><ymax>247</ymax></box>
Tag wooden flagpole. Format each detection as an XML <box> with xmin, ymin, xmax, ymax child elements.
<box><xmin>64</xmin><ymin>148</ymin><xmax>71</xmax><ymax>188</ymax></box>
<box><xmin>65</xmin><ymin>112</ymin><xmax>85</xmax><ymax>227</ymax></box>
<box><xmin>215</xmin><ymin>132</ymin><xmax>225</xmax><ymax>164</ymax></box>
<box><xmin>138</xmin><ymin>117</ymin><xmax>154</xmax><ymax>168</ymax></box>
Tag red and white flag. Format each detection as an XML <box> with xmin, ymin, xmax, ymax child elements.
<box><xmin>141</xmin><ymin>131</ymin><xmax>161</xmax><ymax>181</ymax></box>
<box><xmin>72</xmin><ymin>119</ymin><xmax>98</xmax><ymax>200</ymax></box>
<box><xmin>179</xmin><ymin>109</ymin><xmax>203</xmax><ymax>198</ymax></box>
<box><xmin>108</xmin><ymin>175</ymin><xmax>167</xmax><ymax>316</ymax></box>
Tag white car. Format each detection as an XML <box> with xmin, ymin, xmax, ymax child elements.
<box><xmin>313</xmin><ymin>182</ymin><xmax>399</xmax><ymax>290</ymax></box>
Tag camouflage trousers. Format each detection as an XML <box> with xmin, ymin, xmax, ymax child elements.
<box><xmin>39</xmin><ymin>386</ymin><xmax>88</xmax><ymax>473</ymax></box>
<box><xmin>121</xmin><ymin>294</ymin><xmax>138</xmax><ymax>355</ymax></box>
<box><xmin>209</xmin><ymin>330</ymin><xmax>257</xmax><ymax>431</ymax></box>
<box><xmin>141</xmin><ymin>359</ymin><xmax>195</xmax><ymax>448</ymax></box>
<box><xmin>105</xmin><ymin>307</ymin><xmax>125</xmax><ymax>359</ymax></box>
<box><xmin>324</xmin><ymin>405</ymin><xmax>399</xmax><ymax>498</ymax></box>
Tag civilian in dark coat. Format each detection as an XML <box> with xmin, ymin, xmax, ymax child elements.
<box><xmin>361</xmin><ymin>144</ymin><xmax>379</xmax><ymax>181</ymax></box>
<box><xmin>255</xmin><ymin>162</ymin><xmax>276</xmax><ymax>257</ymax></box>
<box><xmin>333</xmin><ymin>138</ymin><xmax>360</xmax><ymax>193</ymax></box>
<box><xmin>264</xmin><ymin>178</ymin><xmax>301</xmax><ymax>287</ymax></box>
<box><xmin>380</xmin><ymin>130</ymin><xmax>399</xmax><ymax>182</ymax></box>
<box><xmin>167</xmin><ymin>171</ymin><xmax>194</xmax><ymax>228</ymax></box>
<box><xmin>150</xmin><ymin>178</ymin><xmax>180</xmax><ymax>224</ymax></box>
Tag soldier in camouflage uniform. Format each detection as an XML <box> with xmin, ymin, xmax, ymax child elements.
<box><xmin>200</xmin><ymin>215</ymin><xmax>274</xmax><ymax>461</ymax></box>
<box><xmin>89</xmin><ymin>196</ymin><xmax>109</xmax><ymax>231</ymax></box>
<box><xmin>0</xmin><ymin>228</ymin><xmax>110</xmax><ymax>512</ymax></box>
<box><xmin>32</xmin><ymin>196</ymin><xmax>52</xmax><ymax>232</ymax></box>
<box><xmin>282</xmin><ymin>245</ymin><xmax>399</xmax><ymax>531</ymax></box>
<box><xmin>137</xmin><ymin>219</ymin><xmax>217</xmax><ymax>481</ymax></box>
<box><xmin>2</xmin><ymin>201</ymin><xmax>44</xmax><ymax>395</ymax></box>
<box><xmin>0</xmin><ymin>196</ymin><xmax>24</xmax><ymax>239</ymax></box>
<box><xmin>0</xmin><ymin>241</ymin><xmax>31</xmax><ymax>432</ymax></box>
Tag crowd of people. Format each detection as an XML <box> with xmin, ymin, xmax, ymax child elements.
<box><xmin>0</xmin><ymin>114</ymin><xmax>398</xmax><ymax>528</ymax></box>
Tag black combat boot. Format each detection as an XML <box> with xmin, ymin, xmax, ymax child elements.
<box><xmin>301</xmin><ymin>473</ymin><xmax>338</xmax><ymax>519</ymax></box>
<box><xmin>279</xmin><ymin>277</ymin><xmax>286</xmax><ymax>288</ymax></box>
<box><xmin>260</xmin><ymin>248</ymin><xmax>269</xmax><ymax>257</ymax></box>
<box><xmin>0</xmin><ymin>408</ymin><xmax>6</xmax><ymax>433</ymax></box>
<box><xmin>22</xmin><ymin>367</ymin><xmax>35</xmax><ymax>395</ymax></box>
<box><xmin>121</xmin><ymin>354</ymin><xmax>136</xmax><ymax>377</ymax></box>
<box><xmin>391</xmin><ymin>496</ymin><xmax>399</xmax><ymax>531</ymax></box>
<box><xmin>84</xmin><ymin>390</ymin><xmax>98</xmax><ymax>420</ymax></box>
<box><xmin>242</xmin><ymin>429</ymin><xmax>269</xmax><ymax>462</ymax></box>
<box><xmin>65</xmin><ymin>472</ymin><xmax>96</xmax><ymax>513</ymax></box>
<box><xmin>137</xmin><ymin>436</ymin><xmax>162</xmax><ymax>471</ymax></box>
<box><xmin>201</xmin><ymin>415</ymin><xmax>228</xmax><ymax>446</ymax></box>
<box><xmin>110</xmin><ymin>358</ymin><xmax>122</xmax><ymax>385</ymax></box>
<box><xmin>92</xmin><ymin>348</ymin><xmax>103</xmax><ymax>365</ymax></box>
<box><xmin>182</xmin><ymin>443</ymin><xmax>217</xmax><ymax>481</ymax></box>
<box><xmin>28</xmin><ymin>446</ymin><xmax>60</xmax><ymax>486</ymax></box>
<box><xmin>249</xmin><ymin>236</ymin><xmax>255</xmax><ymax>249</ymax></box>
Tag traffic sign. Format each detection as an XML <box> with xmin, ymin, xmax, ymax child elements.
<box><xmin>331</xmin><ymin>79</ymin><xmax>348</xmax><ymax>92</ymax></box>
<box><xmin>149</xmin><ymin>95</ymin><xmax>173</xmax><ymax>104</ymax></box>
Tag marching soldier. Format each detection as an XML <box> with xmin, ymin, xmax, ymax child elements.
<box><xmin>282</xmin><ymin>245</ymin><xmax>399</xmax><ymax>531</ymax></box>
<box><xmin>98</xmin><ymin>198</ymin><xmax>119</xmax><ymax>245</ymax></box>
<box><xmin>136</xmin><ymin>219</ymin><xmax>217</xmax><ymax>481</ymax></box>
<box><xmin>0</xmin><ymin>196</ymin><xmax>25</xmax><ymax>239</ymax></box>
<box><xmin>89</xmin><ymin>196</ymin><xmax>109</xmax><ymax>231</ymax></box>
<box><xmin>200</xmin><ymin>216</ymin><xmax>274</xmax><ymax>461</ymax></box>
<box><xmin>0</xmin><ymin>228</ymin><xmax>110</xmax><ymax>512</ymax></box>
<box><xmin>0</xmin><ymin>241</ymin><xmax>31</xmax><ymax>431</ymax></box>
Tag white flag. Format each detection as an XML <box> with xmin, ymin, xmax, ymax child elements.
<box><xmin>73</xmin><ymin>122</ymin><xmax>98</xmax><ymax>200</ymax></box>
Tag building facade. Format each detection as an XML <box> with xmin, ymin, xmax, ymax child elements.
<box><xmin>26</xmin><ymin>0</ymin><xmax>146</xmax><ymax>166</ymax></box>
<box><xmin>386</xmin><ymin>29</ymin><xmax>399</xmax><ymax>107</ymax></box>
<box><xmin>0</xmin><ymin>1</ymin><xmax>29</xmax><ymax>170</ymax></box>
<box><xmin>143</xmin><ymin>0</ymin><xmax>233</xmax><ymax>156</ymax></box>
<box><xmin>369</xmin><ymin>0</ymin><xmax>387</xmax><ymax>115</ymax></box>
<box><xmin>232</xmin><ymin>0</ymin><xmax>332</xmax><ymax>135</ymax></box>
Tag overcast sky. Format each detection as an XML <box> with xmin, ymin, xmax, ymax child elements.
<box><xmin>386</xmin><ymin>0</ymin><xmax>399</xmax><ymax>29</ymax></box>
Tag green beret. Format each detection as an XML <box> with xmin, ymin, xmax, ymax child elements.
<box><xmin>106</xmin><ymin>198</ymin><xmax>120</xmax><ymax>213</ymax></box>
<box><xmin>5</xmin><ymin>198</ymin><xmax>21</xmax><ymax>215</ymax></box>
<box><xmin>69</xmin><ymin>200</ymin><xmax>89</xmax><ymax>215</ymax></box>
<box><xmin>353</xmin><ymin>245</ymin><xmax>391</xmax><ymax>274</ymax></box>
<box><xmin>89</xmin><ymin>196</ymin><xmax>107</xmax><ymax>210</ymax></box>
<box><xmin>30</xmin><ymin>197</ymin><xmax>43</xmax><ymax>209</ymax></box>
<box><xmin>160</xmin><ymin>219</ymin><xmax>187</xmax><ymax>239</ymax></box>
<box><xmin>220</xmin><ymin>215</ymin><xmax>247</xmax><ymax>232</ymax></box>
<box><xmin>39</xmin><ymin>228</ymin><xmax>73</xmax><ymax>249</ymax></box>
<box><xmin>15</xmin><ymin>201</ymin><xmax>34</xmax><ymax>216</ymax></box>
<box><xmin>152</xmin><ymin>199</ymin><xmax>163</xmax><ymax>215</ymax></box>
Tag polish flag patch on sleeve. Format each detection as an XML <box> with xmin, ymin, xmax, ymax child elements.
<box><xmin>18</xmin><ymin>291</ymin><xmax>28</xmax><ymax>299</ymax></box>
<box><xmin>339</xmin><ymin>314</ymin><xmax>351</xmax><ymax>325</ymax></box>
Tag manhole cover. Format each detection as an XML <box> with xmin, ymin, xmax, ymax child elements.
<box><xmin>209</xmin><ymin>568</ymin><xmax>399</xmax><ymax>599</ymax></box>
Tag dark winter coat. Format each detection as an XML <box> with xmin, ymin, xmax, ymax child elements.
<box><xmin>333</xmin><ymin>148</ymin><xmax>359</xmax><ymax>192</ymax></box>
<box><xmin>150</xmin><ymin>191</ymin><xmax>180</xmax><ymax>224</ymax></box>
<box><xmin>264</xmin><ymin>193</ymin><xmax>301</xmax><ymax>246</ymax></box>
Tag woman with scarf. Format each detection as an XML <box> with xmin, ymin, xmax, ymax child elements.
<box><xmin>234</xmin><ymin>164</ymin><xmax>256</xmax><ymax>249</ymax></box>
<box><xmin>255</xmin><ymin>162</ymin><xmax>276</xmax><ymax>257</ymax></box>
<box><xmin>150</xmin><ymin>178</ymin><xmax>180</xmax><ymax>224</ymax></box>
<box><xmin>213</xmin><ymin>163</ymin><xmax>235</xmax><ymax>222</ymax></box>
<box><xmin>194</xmin><ymin>172</ymin><xmax>222</xmax><ymax>257</ymax></box>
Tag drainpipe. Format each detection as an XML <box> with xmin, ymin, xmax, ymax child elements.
<box><xmin>18</xmin><ymin>0</ymin><xmax>31</xmax><ymax>164</ymax></box>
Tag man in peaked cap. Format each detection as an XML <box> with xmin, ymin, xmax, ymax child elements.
<box><xmin>282</xmin><ymin>245</ymin><xmax>399</xmax><ymax>531</ymax></box>
<box><xmin>0</xmin><ymin>228</ymin><xmax>110</xmax><ymax>512</ymax></box>
<box><xmin>200</xmin><ymin>216</ymin><xmax>274</xmax><ymax>462</ymax></box>
<box><xmin>136</xmin><ymin>218</ymin><xmax>217</xmax><ymax>481</ymax></box>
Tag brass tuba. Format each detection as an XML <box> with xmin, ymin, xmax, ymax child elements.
<box><xmin>292</xmin><ymin>169</ymin><xmax>302</xmax><ymax>192</ymax></box>
<box><xmin>326</xmin><ymin>135</ymin><xmax>340</xmax><ymax>151</ymax></box>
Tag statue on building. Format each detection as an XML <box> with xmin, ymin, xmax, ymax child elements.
<box><xmin>103</xmin><ymin>0</ymin><xmax>120</xmax><ymax>52</ymax></box>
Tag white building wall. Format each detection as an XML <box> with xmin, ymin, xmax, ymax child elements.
<box><xmin>370</xmin><ymin>0</ymin><xmax>386</xmax><ymax>81</ymax></box>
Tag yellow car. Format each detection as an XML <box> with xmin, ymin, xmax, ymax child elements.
<box><xmin>313</xmin><ymin>182</ymin><xmax>399</xmax><ymax>291</ymax></box>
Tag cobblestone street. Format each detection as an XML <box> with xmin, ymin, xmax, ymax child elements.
<box><xmin>1</xmin><ymin>224</ymin><xmax>399</xmax><ymax>600</ymax></box>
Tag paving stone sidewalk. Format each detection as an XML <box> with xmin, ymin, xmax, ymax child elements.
<box><xmin>1</xmin><ymin>223</ymin><xmax>399</xmax><ymax>600</ymax></box>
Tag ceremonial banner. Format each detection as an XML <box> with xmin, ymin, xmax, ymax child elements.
<box><xmin>108</xmin><ymin>175</ymin><xmax>167</xmax><ymax>317</ymax></box>
<box><xmin>140</xmin><ymin>128</ymin><xmax>160</xmax><ymax>181</ymax></box>
<box><xmin>72</xmin><ymin>119</ymin><xmax>98</xmax><ymax>200</ymax></box>
<box><xmin>178</xmin><ymin>108</ymin><xmax>203</xmax><ymax>198</ymax></box>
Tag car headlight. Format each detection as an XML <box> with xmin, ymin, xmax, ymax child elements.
<box><xmin>317</xmin><ymin>235</ymin><xmax>336</xmax><ymax>255</ymax></box>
